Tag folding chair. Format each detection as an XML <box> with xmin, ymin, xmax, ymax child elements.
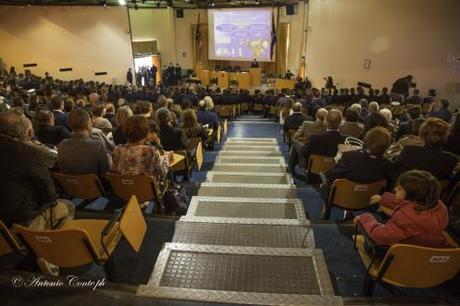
<box><xmin>354</xmin><ymin>230</ymin><xmax>460</xmax><ymax>296</ymax></box>
<box><xmin>105</xmin><ymin>173</ymin><xmax>168</xmax><ymax>214</ymax></box>
<box><xmin>305</xmin><ymin>154</ymin><xmax>336</xmax><ymax>185</ymax></box>
<box><xmin>0</xmin><ymin>221</ymin><xmax>26</xmax><ymax>256</ymax></box>
<box><xmin>14</xmin><ymin>196</ymin><xmax>147</xmax><ymax>280</ymax></box>
<box><xmin>322</xmin><ymin>178</ymin><xmax>386</xmax><ymax>220</ymax></box>
<box><xmin>53</xmin><ymin>173</ymin><xmax>105</xmax><ymax>210</ymax></box>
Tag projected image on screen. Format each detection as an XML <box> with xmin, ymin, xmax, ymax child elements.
<box><xmin>208</xmin><ymin>9</ymin><xmax>272</xmax><ymax>62</ymax></box>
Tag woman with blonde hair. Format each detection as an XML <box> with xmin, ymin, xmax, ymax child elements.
<box><xmin>113</xmin><ymin>105</ymin><xmax>133</xmax><ymax>145</ymax></box>
<box><xmin>203</xmin><ymin>96</ymin><xmax>215</xmax><ymax>111</ymax></box>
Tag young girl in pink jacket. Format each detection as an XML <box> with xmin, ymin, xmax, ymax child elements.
<box><xmin>355</xmin><ymin>170</ymin><xmax>450</xmax><ymax>248</ymax></box>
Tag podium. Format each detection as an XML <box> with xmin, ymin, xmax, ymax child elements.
<box><xmin>237</xmin><ymin>72</ymin><xmax>250</xmax><ymax>89</ymax></box>
<box><xmin>249</xmin><ymin>68</ymin><xmax>261</xmax><ymax>87</ymax></box>
<box><xmin>275</xmin><ymin>78</ymin><xmax>296</xmax><ymax>90</ymax></box>
<box><xmin>218</xmin><ymin>71</ymin><xmax>229</xmax><ymax>89</ymax></box>
<box><xmin>195</xmin><ymin>64</ymin><xmax>204</xmax><ymax>79</ymax></box>
<box><xmin>200</xmin><ymin>70</ymin><xmax>210</xmax><ymax>86</ymax></box>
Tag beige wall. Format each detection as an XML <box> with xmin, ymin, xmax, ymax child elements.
<box><xmin>0</xmin><ymin>5</ymin><xmax>134</xmax><ymax>83</ymax></box>
<box><xmin>305</xmin><ymin>0</ymin><xmax>460</xmax><ymax>104</ymax></box>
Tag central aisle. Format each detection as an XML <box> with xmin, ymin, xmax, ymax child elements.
<box><xmin>137</xmin><ymin>118</ymin><xmax>343</xmax><ymax>305</ymax></box>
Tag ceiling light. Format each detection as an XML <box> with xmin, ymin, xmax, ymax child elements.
<box><xmin>119</xmin><ymin>0</ymin><xmax>126</xmax><ymax>5</ymax></box>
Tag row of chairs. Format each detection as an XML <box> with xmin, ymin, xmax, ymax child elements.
<box><xmin>0</xmin><ymin>195</ymin><xmax>146</xmax><ymax>279</ymax></box>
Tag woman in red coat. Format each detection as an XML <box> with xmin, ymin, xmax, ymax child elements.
<box><xmin>355</xmin><ymin>170</ymin><xmax>450</xmax><ymax>248</ymax></box>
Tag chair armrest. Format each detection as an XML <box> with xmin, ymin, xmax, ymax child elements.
<box><xmin>355</xmin><ymin>223</ymin><xmax>390</xmax><ymax>256</ymax></box>
<box><xmin>101</xmin><ymin>211</ymin><xmax>122</xmax><ymax>237</ymax></box>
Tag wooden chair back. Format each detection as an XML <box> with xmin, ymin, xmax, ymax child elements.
<box><xmin>187</xmin><ymin>136</ymin><xmax>201</xmax><ymax>151</ymax></box>
<box><xmin>287</xmin><ymin>128</ymin><xmax>297</xmax><ymax>146</ymax></box>
<box><xmin>307</xmin><ymin>154</ymin><xmax>336</xmax><ymax>175</ymax></box>
<box><xmin>216</xmin><ymin>124</ymin><xmax>222</xmax><ymax>143</ymax></box>
<box><xmin>329</xmin><ymin>179</ymin><xmax>386</xmax><ymax>210</ymax></box>
<box><xmin>53</xmin><ymin>173</ymin><xmax>104</xmax><ymax>200</ymax></box>
<box><xmin>105</xmin><ymin>173</ymin><xmax>157</xmax><ymax>203</ymax></box>
<box><xmin>195</xmin><ymin>141</ymin><xmax>204</xmax><ymax>171</ymax></box>
<box><xmin>13</xmin><ymin>224</ymin><xmax>101</xmax><ymax>267</ymax></box>
<box><xmin>378</xmin><ymin>243</ymin><xmax>460</xmax><ymax>288</ymax></box>
<box><xmin>223</xmin><ymin>119</ymin><xmax>228</xmax><ymax>136</ymax></box>
<box><xmin>0</xmin><ymin>221</ymin><xmax>24</xmax><ymax>256</ymax></box>
<box><xmin>119</xmin><ymin>196</ymin><xmax>147</xmax><ymax>252</ymax></box>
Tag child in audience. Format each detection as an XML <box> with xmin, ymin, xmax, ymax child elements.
<box><xmin>355</xmin><ymin>170</ymin><xmax>450</xmax><ymax>248</ymax></box>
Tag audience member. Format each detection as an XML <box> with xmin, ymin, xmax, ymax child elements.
<box><xmin>58</xmin><ymin>108</ymin><xmax>111</xmax><ymax>179</ymax></box>
<box><xmin>283</xmin><ymin>102</ymin><xmax>310</xmax><ymax>133</ymax></box>
<box><xmin>112</xmin><ymin>115</ymin><xmax>169</xmax><ymax>180</ymax></box>
<box><xmin>181</xmin><ymin>109</ymin><xmax>209</xmax><ymax>144</ymax></box>
<box><xmin>355</xmin><ymin>170</ymin><xmax>449</xmax><ymax>248</ymax></box>
<box><xmin>50</xmin><ymin>95</ymin><xmax>71</xmax><ymax>131</ymax></box>
<box><xmin>444</xmin><ymin>115</ymin><xmax>460</xmax><ymax>156</ymax></box>
<box><xmin>156</xmin><ymin>107</ymin><xmax>189</xmax><ymax>151</ymax></box>
<box><xmin>34</xmin><ymin>109</ymin><xmax>70</xmax><ymax>146</ymax></box>
<box><xmin>91</xmin><ymin>104</ymin><xmax>113</xmax><ymax>132</ymax></box>
<box><xmin>339</xmin><ymin>109</ymin><xmax>365</xmax><ymax>139</ymax></box>
<box><xmin>113</xmin><ymin>105</ymin><xmax>133</xmax><ymax>145</ymax></box>
<box><xmin>196</xmin><ymin>100</ymin><xmax>219</xmax><ymax>129</ymax></box>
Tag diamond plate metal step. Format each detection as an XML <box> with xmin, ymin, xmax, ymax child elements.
<box><xmin>183</xmin><ymin>196</ymin><xmax>308</xmax><ymax>225</ymax></box>
<box><xmin>172</xmin><ymin>221</ymin><xmax>315</xmax><ymax>248</ymax></box>
<box><xmin>212</xmin><ymin>163</ymin><xmax>288</xmax><ymax>173</ymax></box>
<box><xmin>227</xmin><ymin>137</ymin><xmax>277</xmax><ymax>144</ymax></box>
<box><xmin>219</xmin><ymin>150</ymin><xmax>282</xmax><ymax>157</ymax></box>
<box><xmin>137</xmin><ymin>243</ymin><xmax>342</xmax><ymax>306</ymax></box>
<box><xmin>215</xmin><ymin>156</ymin><xmax>286</xmax><ymax>165</ymax></box>
<box><xmin>206</xmin><ymin>172</ymin><xmax>293</xmax><ymax>185</ymax></box>
<box><xmin>198</xmin><ymin>183</ymin><xmax>298</xmax><ymax>198</ymax></box>
<box><xmin>223</xmin><ymin>144</ymin><xmax>280</xmax><ymax>151</ymax></box>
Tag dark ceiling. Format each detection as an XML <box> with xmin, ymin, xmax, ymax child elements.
<box><xmin>0</xmin><ymin>0</ymin><xmax>299</xmax><ymax>9</ymax></box>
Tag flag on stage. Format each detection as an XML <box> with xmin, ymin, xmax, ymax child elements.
<box><xmin>270</xmin><ymin>12</ymin><xmax>277</xmax><ymax>60</ymax></box>
<box><xmin>195</xmin><ymin>13</ymin><xmax>202</xmax><ymax>48</ymax></box>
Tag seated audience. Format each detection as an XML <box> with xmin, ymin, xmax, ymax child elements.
<box><xmin>355</xmin><ymin>170</ymin><xmax>449</xmax><ymax>248</ymax></box>
<box><xmin>156</xmin><ymin>107</ymin><xmax>189</xmax><ymax>151</ymax></box>
<box><xmin>196</xmin><ymin>100</ymin><xmax>219</xmax><ymax>129</ymax></box>
<box><xmin>181</xmin><ymin>109</ymin><xmax>209</xmax><ymax>144</ymax></box>
<box><xmin>393</xmin><ymin>117</ymin><xmax>458</xmax><ymax>181</ymax></box>
<box><xmin>0</xmin><ymin>112</ymin><xmax>74</xmax><ymax>229</ymax></box>
<box><xmin>91</xmin><ymin>104</ymin><xmax>113</xmax><ymax>132</ymax></box>
<box><xmin>444</xmin><ymin>115</ymin><xmax>460</xmax><ymax>155</ymax></box>
<box><xmin>283</xmin><ymin>102</ymin><xmax>310</xmax><ymax>134</ymax></box>
<box><xmin>339</xmin><ymin>109</ymin><xmax>365</xmax><ymax>139</ymax></box>
<box><xmin>51</xmin><ymin>95</ymin><xmax>71</xmax><ymax>131</ymax></box>
<box><xmin>293</xmin><ymin>108</ymin><xmax>327</xmax><ymax>142</ymax></box>
<box><xmin>405</xmin><ymin>88</ymin><xmax>422</xmax><ymax>105</ymax></box>
<box><xmin>34</xmin><ymin>109</ymin><xmax>70</xmax><ymax>146</ymax></box>
<box><xmin>294</xmin><ymin>109</ymin><xmax>346</xmax><ymax>170</ymax></box>
<box><xmin>396</xmin><ymin>105</ymin><xmax>424</xmax><ymax>139</ymax></box>
<box><xmin>58</xmin><ymin>108</ymin><xmax>111</xmax><ymax>179</ymax></box>
<box><xmin>113</xmin><ymin>105</ymin><xmax>133</xmax><ymax>145</ymax></box>
<box><xmin>379</xmin><ymin>108</ymin><xmax>396</xmax><ymax>135</ymax></box>
<box><xmin>429</xmin><ymin>99</ymin><xmax>452</xmax><ymax>122</ymax></box>
<box><xmin>327</xmin><ymin>127</ymin><xmax>392</xmax><ymax>183</ymax></box>
<box><xmin>364</xmin><ymin>112</ymin><xmax>389</xmax><ymax>132</ymax></box>
<box><xmin>112</xmin><ymin>115</ymin><xmax>169</xmax><ymax>180</ymax></box>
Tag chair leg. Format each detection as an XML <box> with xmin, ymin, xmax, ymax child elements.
<box><xmin>104</xmin><ymin>257</ymin><xmax>116</xmax><ymax>282</ymax></box>
<box><xmin>361</xmin><ymin>273</ymin><xmax>376</xmax><ymax>296</ymax></box>
<box><xmin>322</xmin><ymin>203</ymin><xmax>332</xmax><ymax>220</ymax></box>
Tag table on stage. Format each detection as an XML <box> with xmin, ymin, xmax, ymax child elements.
<box><xmin>275</xmin><ymin>78</ymin><xmax>296</xmax><ymax>90</ymax></box>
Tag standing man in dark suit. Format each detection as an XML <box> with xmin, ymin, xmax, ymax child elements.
<box><xmin>51</xmin><ymin>95</ymin><xmax>71</xmax><ymax>131</ymax></box>
<box><xmin>167</xmin><ymin>63</ymin><xmax>175</xmax><ymax>86</ymax></box>
<box><xmin>175</xmin><ymin>63</ymin><xmax>182</xmax><ymax>85</ymax></box>
<box><xmin>150</xmin><ymin>64</ymin><xmax>157</xmax><ymax>87</ymax></box>
<box><xmin>250</xmin><ymin>59</ymin><xmax>259</xmax><ymax>68</ymax></box>
<box><xmin>126</xmin><ymin>68</ymin><xmax>133</xmax><ymax>85</ymax></box>
<box><xmin>391</xmin><ymin>75</ymin><xmax>413</xmax><ymax>102</ymax></box>
<box><xmin>299</xmin><ymin>109</ymin><xmax>346</xmax><ymax>168</ymax></box>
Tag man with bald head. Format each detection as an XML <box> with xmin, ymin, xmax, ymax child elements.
<box><xmin>0</xmin><ymin>112</ymin><xmax>74</xmax><ymax>229</ymax></box>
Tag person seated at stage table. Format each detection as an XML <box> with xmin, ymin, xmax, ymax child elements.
<box><xmin>392</xmin><ymin>117</ymin><xmax>458</xmax><ymax>182</ymax></box>
<box><xmin>283</xmin><ymin>102</ymin><xmax>310</xmax><ymax>134</ymax></box>
<box><xmin>112</xmin><ymin>115</ymin><xmax>169</xmax><ymax>180</ymax></box>
<box><xmin>58</xmin><ymin>108</ymin><xmax>111</xmax><ymax>180</ymax></box>
<box><xmin>34</xmin><ymin>109</ymin><xmax>70</xmax><ymax>147</ymax></box>
<box><xmin>339</xmin><ymin>108</ymin><xmax>365</xmax><ymax>139</ymax></box>
<box><xmin>250</xmin><ymin>59</ymin><xmax>259</xmax><ymax>68</ymax></box>
<box><xmin>355</xmin><ymin>170</ymin><xmax>449</xmax><ymax>248</ymax></box>
<box><xmin>326</xmin><ymin>127</ymin><xmax>392</xmax><ymax>184</ymax></box>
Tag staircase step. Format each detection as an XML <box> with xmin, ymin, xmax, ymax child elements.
<box><xmin>216</xmin><ymin>156</ymin><xmax>286</xmax><ymax>165</ymax></box>
<box><xmin>212</xmin><ymin>163</ymin><xmax>288</xmax><ymax>173</ymax></box>
<box><xmin>206</xmin><ymin>172</ymin><xmax>293</xmax><ymax>185</ymax></box>
<box><xmin>198</xmin><ymin>183</ymin><xmax>297</xmax><ymax>198</ymax></box>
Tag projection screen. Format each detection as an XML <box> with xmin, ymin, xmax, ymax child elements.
<box><xmin>208</xmin><ymin>8</ymin><xmax>273</xmax><ymax>62</ymax></box>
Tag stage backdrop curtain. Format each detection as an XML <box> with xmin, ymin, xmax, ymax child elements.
<box><xmin>191</xmin><ymin>22</ymin><xmax>289</xmax><ymax>76</ymax></box>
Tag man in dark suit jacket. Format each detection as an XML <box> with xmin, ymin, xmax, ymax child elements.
<box><xmin>196</xmin><ymin>100</ymin><xmax>219</xmax><ymax>129</ymax></box>
<box><xmin>35</xmin><ymin>110</ymin><xmax>71</xmax><ymax>146</ymax></box>
<box><xmin>283</xmin><ymin>102</ymin><xmax>310</xmax><ymax>133</ymax></box>
<box><xmin>326</xmin><ymin>127</ymin><xmax>392</xmax><ymax>184</ymax></box>
<box><xmin>51</xmin><ymin>95</ymin><xmax>71</xmax><ymax>131</ymax></box>
<box><xmin>299</xmin><ymin>109</ymin><xmax>346</xmax><ymax>168</ymax></box>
